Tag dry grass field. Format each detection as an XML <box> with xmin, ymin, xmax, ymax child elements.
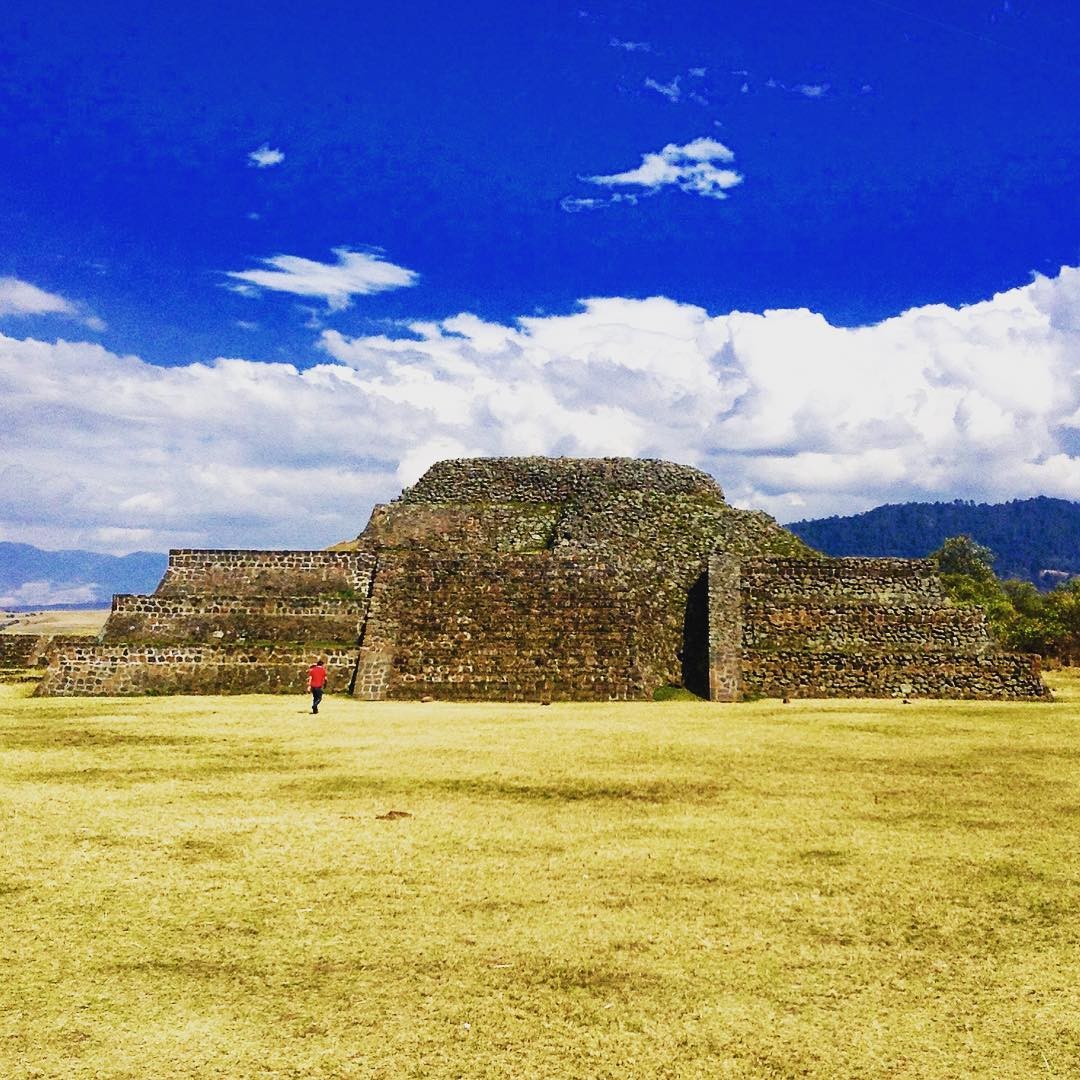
<box><xmin>2</xmin><ymin>674</ymin><xmax>1078</xmax><ymax>1078</ymax></box>
<box><xmin>0</xmin><ymin>609</ymin><xmax>110</xmax><ymax>637</ymax></box>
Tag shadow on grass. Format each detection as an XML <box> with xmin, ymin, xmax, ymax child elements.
<box><xmin>516</xmin><ymin>959</ymin><xmax>665</xmax><ymax>994</ymax></box>
<box><xmin>797</xmin><ymin>848</ymin><xmax>851</xmax><ymax>864</ymax></box>
<box><xmin>168</xmin><ymin>837</ymin><xmax>239</xmax><ymax>861</ymax></box>
<box><xmin>17</xmin><ymin>746</ymin><xmax>325</xmax><ymax>786</ymax></box>
<box><xmin>0</xmin><ymin>726</ymin><xmax>206</xmax><ymax>750</ymax></box>
<box><xmin>102</xmin><ymin>958</ymin><xmax>247</xmax><ymax>979</ymax></box>
<box><xmin>283</xmin><ymin>773</ymin><xmax>736</xmax><ymax>804</ymax></box>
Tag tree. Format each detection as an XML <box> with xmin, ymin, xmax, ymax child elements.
<box><xmin>932</xmin><ymin>535</ymin><xmax>997</xmax><ymax>582</ymax></box>
<box><xmin>929</xmin><ymin>534</ymin><xmax>1080</xmax><ymax>663</ymax></box>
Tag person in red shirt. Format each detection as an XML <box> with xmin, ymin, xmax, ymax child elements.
<box><xmin>307</xmin><ymin>656</ymin><xmax>328</xmax><ymax>714</ymax></box>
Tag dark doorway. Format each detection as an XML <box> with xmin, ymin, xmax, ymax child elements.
<box><xmin>681</xmin><ymin>572</ymin><xmax>710</xmax><ymax>697</ymax></box>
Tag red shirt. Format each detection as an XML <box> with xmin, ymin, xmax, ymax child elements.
<box><xmin>308</xmin><ymin>664</ymin><xmax>328</xmax><ymax>689</ymax></box>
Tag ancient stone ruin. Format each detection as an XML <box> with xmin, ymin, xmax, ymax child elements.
<box><xmin>37</xmin><ymin>457</ymin><xmax>1048</xmax><ymax>700</ymax></box>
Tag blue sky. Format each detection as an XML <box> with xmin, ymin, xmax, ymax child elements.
<box><xmin>1</xmin><ymin>0</ymin><xmax>1079</xmax><ymax>576</ymax></box>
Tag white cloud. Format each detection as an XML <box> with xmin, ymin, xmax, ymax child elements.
<box><xmin>0</xmin><ymin>277</ymin><xmax>105</xmax><ymax>330</ymax></box>
<box><xmin>559</xmin><ymin>196</ymin><xmax>609</xmax><ymax>213</ymax></box>
<box><xmin>644</xmin><ymin>75</ymin><xmax>681</xmax><ymax>102</ymax></box>
<box><xmin>0</xmin><ymin>580</ymin><xmax>100</xmax><ymax>607</ymax></box>
<box><xmin>559</xmin><ymin>193</ymin><xmax>641</xmax><ymax>213</ymax></box>
<box><xmin>0</xmin><ymin>278</ymin><xmax>74</xmax><ymax>317</ymax></box>
<box><xmin>759</xmin><ymin>77</ymin><xmax>834</xmax><ymax>99</ymax></box>
<box><xmin>584</xmin><ymin>137</ymin><xmax>742</xmax><ymax>200</ymax></box>
<box><xmin>248</xmin><ymin>144</ymin><xmax>284</xmax><ymax>167</ymax></box>
<box><xmin>224</xmin><ymin>247</ymin><xmax>419</xmax><ymax>311</ymax></box>
<box><xmin>2</xmin><ymin>267</ymin><xmax>1080</xmax><ymax>553</ymax></box>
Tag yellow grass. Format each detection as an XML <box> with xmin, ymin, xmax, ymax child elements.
<box><xmin>0</xmin><ymin>609</ymin><xmax>109</xmax><ymax>636</ymax></box>
<box><xmin>2</xmin><ymin>674</ymin><xmax>1079</xmax><ymax>1078</ymax></box>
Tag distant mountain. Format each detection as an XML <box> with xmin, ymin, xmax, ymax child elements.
<box><xmin>787</xmin><ymin>497</ymin><xmax>1080</xmax><ymax>586</ymax></box>
<box><xmin>0</xmin><ymin>542</ymin><xmax>168</xmax><ymax>610</ymax></box>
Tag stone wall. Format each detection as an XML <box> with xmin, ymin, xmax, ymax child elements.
<box><xmin>707</xmin><ymin>555</ymin><xmax>741</xmax><ymax>702</ymax></box>
<box><xmin>103</xmin><ymin>594</ymin><xmax>364</xmax><ymax>645</ymax></box>
<box><xmin>402</xmin><ymin>456</ymin><xmax>723</xmax><ymax>504</ymax></box>
<box><xmin>740</xmin><ymin>557</ymin><xmax>944</xmax><ymax>605</ymax></box>
<box><xmin>346</xmin><ymin>464</ymin><xmax>813</xmax><ymax>701</ymax></box>
<box><xmin>364</xmin><ymin>550</ymin><xmax>662</xmax><ymax>700</ymax></box>
<box><xmin>361</xmin><ymin>503</ymin><xmax>558</xmax><ymax>553</ymax></box>
<box><xmin>727</xmin><ymin>557</ymin><xmax>1048</xmax><ymax>700</ymax></box>
<box><xmin>742</xmin><ymin>651</ymin><xmax>1048</xmax><ymax>700</ymax></box>
<box><xmin>742</xmin><ymin>603</ymin><xmax>990</xmax><ymax>653</ymax></box>
<box><xmin>0</xmin><ymin>634</ymin><xmax>51</xmax><ymax>668</ymax></box>
<box><xmin>36</xmin><ymin>640</ymin><xmax>379</xmax><ymax>697</ymax></box>
<box><xmin>156</xmin><ymin>549</ymin><xmax>374</xmax><ymax>597</ymax></box>
<box><xmin>554</xmin><ymin>493</ymin><xmax>811</xmax><ymax>563</ymax></box>
<box><xmin>40</xmin><ymin>547</ymin><xmax>374</xmax><ymax>697</ymax></box>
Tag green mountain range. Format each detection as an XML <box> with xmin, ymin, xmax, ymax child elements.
<box><xmin>788</xmin><ymin>497</ymin><xmax>1080</xmax><ymax>586</ymax></box>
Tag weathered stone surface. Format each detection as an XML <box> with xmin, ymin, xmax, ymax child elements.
<box><xmin>401</xmin><ymin>456</ymin><xmax>723</xmax><ymax>504</ymax></box>
<box><xmin>41</xmin><ymin>549</ymin><xmax>373</xmax><ymax>697</ymax></box>
<box><xmin>36</xmin><ymin>458</ymin><xmax>1049</xmax><ymax>701</ymax></box>
<box><xmin>103</xmin><ymin>594</ymin><xmax>364</xmax><ymax>645</ymax></box>
<box><xmin>360</xmin><ymin>503</ymin><xmax>558</xmax><ymax>553</ymax></box>
<box><xmin>0</xmin><ymin>634</ymin><xmax>52</xmax><ymax>669</ymax></box>
<box><xmin>707</xmin><ymin>554</ymin><xmax>741</xmax><ymax>702</ymax></box>
<box><xmin>363</xmin><ymin>550</ymin><xmax>660</xmax><ymax>701</ymax></box>
<box><xmin>36</xmin><ymin>640</ymin><xmax>386</xmax><ymax>697</ymax></box>
<box><xmin>157</xmin><ymin>549</ymin><xmax>373</xmax><ymax>597</ymax></box>
<box><xmin>742</xmin><ymin>650</ymin><xmax>1048</xmax><ymax>701</ymax></box>
<box><xmin>734</xmin><ymin>557</ymin><xmax>1047</xmax><ymax>700</ymax></box>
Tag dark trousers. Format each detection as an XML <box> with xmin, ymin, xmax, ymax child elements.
<box><xmin>311</xmin><ymin>687</ymin><xmax>323</xmax><ymax>712</ymax></box>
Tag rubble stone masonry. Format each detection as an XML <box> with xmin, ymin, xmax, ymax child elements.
<box><xmin>36</xmin><ymin>640</ymin><xmax>372</xmax><ymax>697</ymax></box>
<box><xmin>103</xmin><ymin>594</ymin><xmax>364</xmax><ymax>645</ymax></box>
<box><xmin>0</xmin><ymin>634</ymin><xmax>52</xmax><ymax>668</ymax></box>
<box><xmin>157</xmin><ymin>549</ymin><xmax>373</xmax><ymax>597</ymax></box>
<box><xmin>729</xmin><ymin>557</ymin><xmax>1048</xmax><ymax>700</ymax></box>
<box><xmin>36</xmin><ymin>458</ymin><xmax>1049</xmax><ymax>700</ymax></box>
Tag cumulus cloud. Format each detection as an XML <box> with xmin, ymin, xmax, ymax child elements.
<box><xmin>224</xmin><ymin>247</ymin><xmax>419</xmax><ymax>311</ymax></box>
<box><xmin>248</xmin><ymin>144</ymin><xmax>284</xmax><ymax>167</ymax></box>
<box><xmin>584</xmin><ymin>137</ymin><xmax>742</xmax><ymax>200</ymax></box>
<box><xmin>3</xmin><ymin>268</ymin><xmax>1080</xmax><ymax>552</ymax></box>
<box><xmin>0</xmin><ymin>580</ymin><xmax>99</xmax><ymax>607</ymax></box>
<box><xmin>0</xmin><ymin>277</ymin><xmax>105</xmax><ymax>330</ymax></box>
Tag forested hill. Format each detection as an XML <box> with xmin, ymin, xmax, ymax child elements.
<box><xmin>787</xmin><ymin>497</ymin><xmax>1080</xmax><ymax>585</ymax></box>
